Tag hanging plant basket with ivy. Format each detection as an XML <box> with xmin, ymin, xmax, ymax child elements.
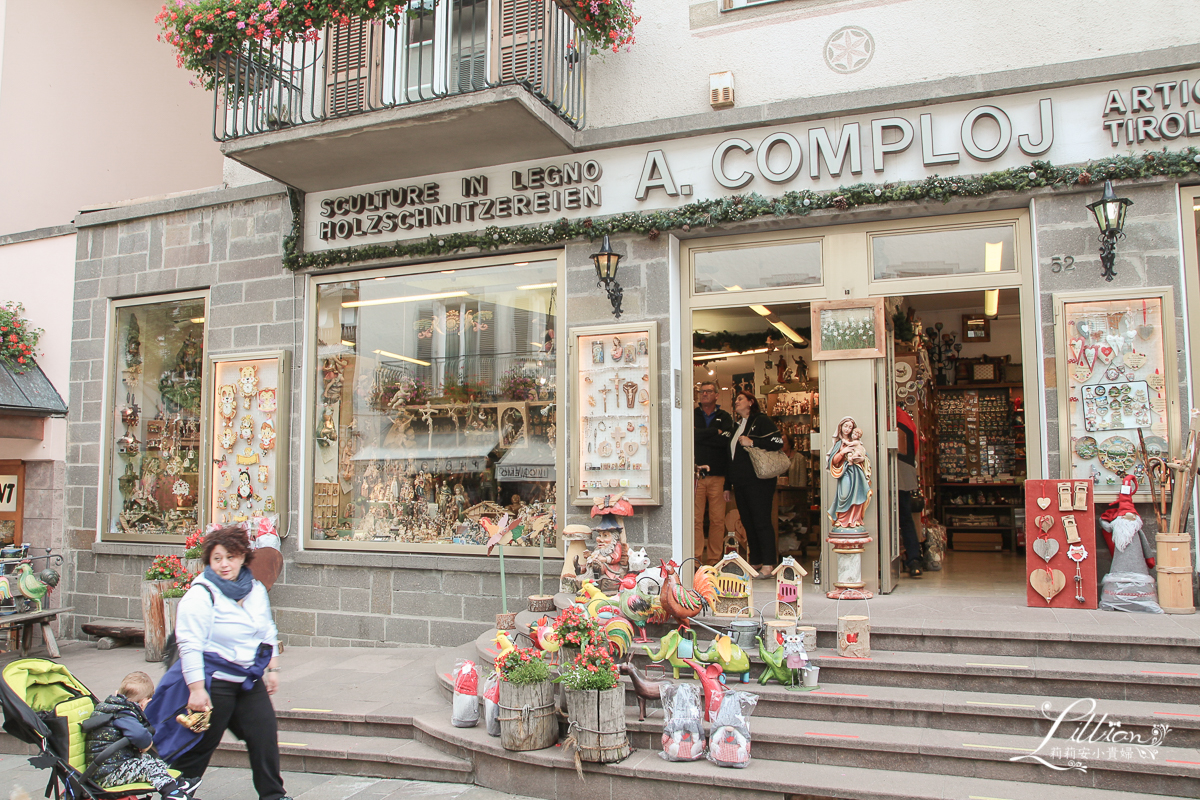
<box><xmin>154</xmin><ymin>0</ymin><xmax>424</xmax><ymax>91</ymax></box>
<box><xmin>551</xmin><ymin>0</ymin><xmax>639</xmax><ymax>53</ymax></box>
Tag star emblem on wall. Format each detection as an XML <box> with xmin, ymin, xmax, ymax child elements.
<box><xmin>824</xmin><ymin>26</ymin><xmax>875</xmax><ymax>74</ymax></box>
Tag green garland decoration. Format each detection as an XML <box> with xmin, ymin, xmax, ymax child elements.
<box><xmin>693</xmin><ymin>329</ymin><xmax>813</xmax><ymax>353</ymax></box>
<box><xmin>281</xmin><ymin>147</ymin><xmax>1200</xmax><ymax>273</ymax></box>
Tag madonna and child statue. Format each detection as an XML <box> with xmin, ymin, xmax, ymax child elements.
<box><xmin>827</xmin><ymin>415</ymin><xmax>872</xmax><ymax>534</ymax></box>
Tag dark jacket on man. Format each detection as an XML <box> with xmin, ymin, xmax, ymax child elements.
<box><xmin>726</xmin><ymin>412</ymin><xmax>785</xmax><ymax>488</ymax></box>
<box><xmin>695</xmin><ymin>405</ymin><xmax>735</xmax><ymax>476</ymax></box>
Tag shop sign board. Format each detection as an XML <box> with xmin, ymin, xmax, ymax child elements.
<box><xmin>0</xmin><ymin>475</ymin><xmax>16</xmax><ymax>512</ymax></box>
<box><xmin>304</xmin><ymin>72</ymin><xmax>1200</xmax><ymax>252</ymax></box>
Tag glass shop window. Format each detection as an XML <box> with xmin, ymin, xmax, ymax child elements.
<box><xmin>871</xmin><ymin>224</ymin><xmax>1016</xmax><ymax>280</ymax></box>
<box><xmin>693</xmin><ymin>239</ymin><xmax>822</xmax><ymax>294</ymax></box>
<box><xmin>108</xmin><ymin>298</ymin><xmax>207</xmax><ymax>540</ymax></box>
<box><xmin>311</xmin><ymin>261</ymin><xmax>559</xmax><ymax>552</ymax></box>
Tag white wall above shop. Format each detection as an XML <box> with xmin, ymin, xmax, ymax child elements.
<box><xmin>587</xmin><ymin>0</ymin><xmax>1200</xmax><ymax>128</ymax></box>
<box><xmin>305</xmin><ymin>71</ymin><xmax>1200</xmax><ymax>252</ymax></box>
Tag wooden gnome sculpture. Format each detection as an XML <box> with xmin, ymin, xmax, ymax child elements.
<box><xmin>1098</xmin><ymin>475</ymin><xmax>1163</xmax><ymax>614</ymax></box>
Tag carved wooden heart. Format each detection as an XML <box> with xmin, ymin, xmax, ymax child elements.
<box><xmin>1124</xmin><ymin>351</ymin><xmax>1147</xmax><ymax>371</ymax></box>
<box><xmin>1083</xmin><ymin>346</ymin><xmax>1097</xmax><ymax>370</ymax></box>
<box><xmin>1072</xmin><ymin>364</ymin><xmax>1093</xmax><ymax>383</ymax></box>
<box><xmin>1097</xmin><ymin>346</ymin><xmax>1115</xmax><ymax>366</ymax></box>
<box><xmin>1150</xmin><ymin>396</ymin><xmax>1167</xmax><ymax>413</ymax></box>
<box><xmin>1068</xmin><ymin>337</ymin><xmax>1084</xmax><ymax>364</ymax></box>
<box><xmin>1036</xmin><ymin>497</ymin><xmax>1052</xmax><ymax>510</ymax></box>
<box><xmin>1030</xmin><ymin>568</ymin><xmax>1066</xmax><ymax>603</ymax></box>
<box><xmin>1137</xmin><ymin>324</ymin><xmax>1155</xmax><ymax>341</ymax></box>
<box><xmin>1147</xmin><ymin>372</ymin><xmax>1165</xmax><ymax>392</ymax></box>
<box><xmin>1032</xmin><ymin>536</ymin><xmax>1059</xmax><ymax>563</ymax></box>
<box><xmin>1035</xmin><ymin>514</ymin><xmax>1055</xmax><ymax>533</ymax></box>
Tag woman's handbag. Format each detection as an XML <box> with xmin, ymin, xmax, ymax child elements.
<box><xmin>746</xmin><ymin>446</ymin><xmax>791</xmax><ymax>479</ymax></box>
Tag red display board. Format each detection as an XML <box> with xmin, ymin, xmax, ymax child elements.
<box><xmin>1024</xmin><ymin>479</ymin><xmax>1098</xmax><ymax>609</ymax></box>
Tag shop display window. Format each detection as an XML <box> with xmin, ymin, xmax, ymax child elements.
<box><xmin>309</xmin><ymin>260</ymin><xmax>559</xmax><ymax>551</ymax></box>
<box><xmin>693</xmin><ymin>239</ymin><xmax>821</xmax><ymax>294</ymax></box>
<box><xmin>871</xmin><ymin>224</ymin><xmax>1015</xmax><ymax>280</ymax></box>
<box><xmin>106</xmin><ymin>296</ymin><xmax>207</xmax><ymax>541</ymax></box>
<box><xmin>1060</xmin><ymin>292</ymin><xmax>1176</xmax><ymax>501</ymax></box>
<box><xmin>570</xmin><ymin>321</ymin><xmax>660</xmax><ymax>505</ymax></box>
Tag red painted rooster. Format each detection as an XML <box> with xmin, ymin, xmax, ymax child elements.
<box><xmin>657</xmin><ymin>559</ymin><xmax>716</xmax><ymax>627</ymax></box>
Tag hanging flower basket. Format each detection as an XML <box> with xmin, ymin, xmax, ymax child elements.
<box><xmin>550</xmin><ymin>0</ymin><xmax>640</xmax><ymax>54</ymax></box>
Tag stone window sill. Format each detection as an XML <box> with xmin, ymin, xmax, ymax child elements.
<box><xmin>292</xmin><ymin>549</ymin><xmax>548</xmax><ymax>575</ymax></box>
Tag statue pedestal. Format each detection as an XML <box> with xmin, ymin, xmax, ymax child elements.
<box><xmin>825</xmin><ymin>533</ymin><xmax>874</xmax><ymax>599</ymax></box>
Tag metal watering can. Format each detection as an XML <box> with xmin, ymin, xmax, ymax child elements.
<box><xmin>726</xmin><ymin>606</ymin><xmax>766</xmax><ymax>651</ymax></box>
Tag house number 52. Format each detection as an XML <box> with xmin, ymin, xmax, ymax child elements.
<box><xmin>1050</xmin><ymin>255</ymin><xmax>1075</xmax><ymax>273</ymax></box>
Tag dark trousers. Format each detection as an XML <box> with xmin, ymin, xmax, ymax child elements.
<box><xmin>898</xmin><ymin>490</ymin><xmax>922</xmax><ymax>567</ymax></box>
<box><xmin>734</xmin><ymin>477</ymin><xmax>777</xmax><ymax>566</ymax></box>
<box><xmin>171</xmin><ymin>679</ymin><xmax>286</xmax><ymax>800</ymax></box>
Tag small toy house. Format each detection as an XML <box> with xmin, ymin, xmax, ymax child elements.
<box><xmin>774</xmin><ymin>556</ymin><xmax>808</xmax><ymax>620</ymax></box>
<box><xmin>711</xmin><ymin>552</ymin><xmax>760</xmax><ymax>617</ymax></box>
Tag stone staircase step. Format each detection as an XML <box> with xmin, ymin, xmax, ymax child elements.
<box><xmin>213</xmin><ymin>728</ymin><xmax>472</xmax><ymax>782</ymax></box>
<box><xmin>626</xmin><ymin>712</ymin><xmax>1199</xmax><ymax>797</ymax></box>
<box><xmin>275</xmin><ymin>706</ymin><xmax>415</xmax><ymax>739</ymax></box>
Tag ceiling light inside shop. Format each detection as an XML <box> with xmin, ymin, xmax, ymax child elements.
<box><xmin>190</xmin><ymin>317</ymin><xmax>205</xmax><ymax>324</ymax></box>
<box><xmin>340</xmin><ymin>340</ymin><xmax>356</xmax><ymax>348</ymax></box>
<box><xmin>514</xmin><ymin>262</ymin><xmax>530</xmax><ymax>267</ymax></box>
<box><xmin>749</xmin><ymin>305</ymin><xmax>771</xmax><ymax>316</ymax></box>
<box><xmin>983</xmin><ymin>241</ymin><xmax>1003</xmax><ymax>317</ymax></box>
<box><xmin>693</xmin><ymin>347</ymin><xmax>768</xmax><ymax>362</ymax></box>
<box><xmin>770</xmin><ymin>320</ymin><xmax>806</xmax><ymax>345</ymax></box>
<box><xmin>373</xmin><ymin>349</ymin><xmax>432</xmax><ymax>366</ymax></box>
<box><xmin>517</xmin><ymin>282</ymin><xmax>558</xmax><ymax>290</ymax></box>
<box><xmin>343</xmin><ymin>290</ymin><xmax>469</xmax><ymax>308</ymax></box>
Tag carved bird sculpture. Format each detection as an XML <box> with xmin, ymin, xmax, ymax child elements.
<box><xmin>530</xmin><ymin>616</ymin><xmax>561</xmax><ymax>653</ymax></box>
<box><xmin>482</xmin><ymin>513</ymin><xmax>520</xmax><ymax>555</ymax></box>
<box><xmin>492</xmin><ymin>630</ymin><xmax>516</xmax><ymax>658</ymax></box>
<box><xmin>658</xmin><ymin>560</ymin><xmax>716</xmax><ymax>626</ymax></box>
<box><xmin>15</xmin><ymin>564</ymin><xmax>55</xmax><ymax>612</ymax></box>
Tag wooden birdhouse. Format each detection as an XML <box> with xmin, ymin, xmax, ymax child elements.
<box><xmin>774</xmin><ymin>556</ymin><xmax>807</xmax><ymax>620</ymax></box>
<box><xmin>711</xmin><ymin>552</ymin><xmax>760</xmax><ymax>617</ymax></box>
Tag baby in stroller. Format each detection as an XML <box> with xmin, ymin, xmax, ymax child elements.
<box><xmin>84</xmin><ymin>672</ymin><xmax>194</xmax><ymax>800</ymax></box>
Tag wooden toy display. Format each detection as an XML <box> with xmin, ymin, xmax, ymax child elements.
<box><xmin>1023</xmin><ymin>479</ymin><xmax>1097</xmax><ymax>609</ymax></box>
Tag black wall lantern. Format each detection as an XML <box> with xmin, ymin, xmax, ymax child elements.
<box><xmin>591</xmin><ymin>234</ymin><xmax>624</xmax><ymax>318</ymax></box>
<box><xmin>1086</xmin><ymin>179</ymin><xmax>1133</xmax><ymax>282</ymax></box>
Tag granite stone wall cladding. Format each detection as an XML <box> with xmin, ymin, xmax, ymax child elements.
<box><xmin>61</xmin><ymin>191</ymin><xmax>676</xmax><ymax>647</ymax></box>
<box><xmin>1034</xmin><ymin>181</ymin><xmax>1193</xmax><ymax>558</ymax></box>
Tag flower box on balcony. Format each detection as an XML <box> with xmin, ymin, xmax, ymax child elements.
<box><xmin>550</xmin><ymin>0</ymin><xmax>639</xmax><ymax>53</ymax></box>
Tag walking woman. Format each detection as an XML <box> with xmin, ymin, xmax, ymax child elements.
<box><xmin>147</xmin><ymin>525</ymin><xmax>290</xmax><ymax>800</ymax></box>
<box><xmin>725</xmin><ymin>390</ymin><xmax>785</xmax><ymax>574</ymax></box>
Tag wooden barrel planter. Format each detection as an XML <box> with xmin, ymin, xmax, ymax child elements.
<box><xmin>141</xmin><ymin>579</ymin><xmax>172</xmax><ymax>662</ymax></box>
<box><xmin>497</xmin><ymin>680</ymin><xmax>557</xmax><ymax>751</ymax></box>
<box><xmin>1156</xmin><ymin>533</ymin><xmax>1196</xmax><ymax>614</ymax></box>
<box><xmin>564</xmin><ymin>687</ymin><xmax>631</xmax><ymax>763</ymax></box>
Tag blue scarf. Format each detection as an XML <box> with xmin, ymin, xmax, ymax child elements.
<box><xmin>203</xmin><ymin>564</ymin><xmax>255</xmax><ymax>601</ymax></box>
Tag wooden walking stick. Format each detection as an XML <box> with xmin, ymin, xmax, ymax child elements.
<box><xmin>1168</xmin><ymin>411</ymin><xmax>1200</xmax><ymax>534</ymax></box>
<box><xmin>1137</xmin><ymin>428</ymin><xmax>1166</xmax><ymax>531</ymax></box>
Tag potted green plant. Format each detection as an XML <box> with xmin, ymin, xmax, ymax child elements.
<box><xmin>558</xmin><ymin>642</ymin><xmax>631</xmax><ymax>763</ymax></box>
<box><xmin>494</xmin><ymin>647</ymin><xmax>557</xmax><ymax>751</ymax></box>
<box><xmin>142</xmin><ymin>555</ymin><xmax>188</xmax><ymax>662</ymax></box>
<box><xmin>552</xmin><ymin>0</ymin><xmax>640</xmax><ymax>54</ymax></box>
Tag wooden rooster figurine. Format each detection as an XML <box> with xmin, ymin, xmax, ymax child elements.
<box><xmin>658</xmin><ymin>560</ymin><xmax>716</xmax><ymax>627</ymax></box>
<box><xmin>616</xmin><ymin>575</ymin><xmax>658</xmax><ymax>642</ymax></box>
<box><xmin>14</xmin><ymin>563</ymin><xmax>57</xmax><ymax>612</ymax></box>
<box><xmin>529</xmin><ymin>616</ymin><xmax>561</xmax><ymax>654</ymax></box>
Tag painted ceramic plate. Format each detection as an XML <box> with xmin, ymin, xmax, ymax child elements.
<box><xmin>894</xmin><ymin>362</ymin><xmax>912</xmax><ymax>383</ymax></box>
<box><xmin>1097</xmin><ymin>435</ymin><xmax>1136</xmax><ymax>474</ymax></box>
<box><xmin>1143</xmin><ymin>435</ymin><xmax>1168</xmax><ymax>458</ymax></box>
<box><xmin>1074</xmin><ymin>436</ymin><xmax>1098</xmax><ymax>460</ymax></box>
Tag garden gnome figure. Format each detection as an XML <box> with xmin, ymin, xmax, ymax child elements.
<box><xmin>1099</xmin><ymin>475</ymin><xmax>1163</xmax><ymax>613</ymax></box>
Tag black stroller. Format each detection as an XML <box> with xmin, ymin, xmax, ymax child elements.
<box><xmin>1</xmin><ymin>657</ymin><xmax>177</xmax><ymax>799</ymax></box>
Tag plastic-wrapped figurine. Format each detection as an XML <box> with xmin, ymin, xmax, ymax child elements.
<box><xmin>659</xmin><ymin>683</ymin><xmax>705</xmax><ymax>762</ymax></box>
<box><xmin>707</xmin><ymin>691</ymin><xmax>758</xmax><ymax>768</ymax></box>
<box><xmin>451</xmin><ymin>659</ymin><xmax>480</xmax><ymax>728</ymax></box>
<box><xmin>482</xmin><ymin>671</ymin><xmax>500</xmax><ymax>737</ymax></box>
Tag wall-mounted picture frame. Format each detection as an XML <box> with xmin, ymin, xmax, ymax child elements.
<box><xmin>811</xmin><ymin>297</ymin><xmax>886</xmax><ymax>360</ymax></box>
<box><xmin>962</xmin><ymin>314</ymin><xmax>991</xmax><ymax>342</ymax></box>
<box><xmin>570</xmin><ymin>321</ymin><xmax>660</xmax><ymax>506</ymax></box>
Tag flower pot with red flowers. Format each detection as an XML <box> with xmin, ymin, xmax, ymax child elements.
<box><xmin>0</xmin><ymin>302</ymin><xmax>43</xmax><ymax>374</ymax></box>
<box><xmin>183</xmin><ymin>530</ymin><xmax>205</xmax><ymax>574</ymax></box>
<box><xmin>142</xmin><ymin>555</ymin><xmax>189</xmax><ymax>662</ymax></box>
<box><xmin>494</xmin><ymin>647</ymin><xmax>557</xmax><ymax>751</ymax></box>
<box><xmin>551</xmin><ymin>0</ymin><xmax>640</xmax><ymax>54</ymax></box>
<box><xmin>557</xmin><ymin>642</ymin><xmax>630</xmax><ymax>763</ymax></box>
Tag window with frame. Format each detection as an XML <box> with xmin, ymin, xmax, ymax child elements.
<box><xmin>106</xmin><ymin>298</ymin><xmax>207</xmax><ymax>540</ymax></box>
<box><xmin>310</xmin><ymin>260</ymin><xmax>559</xmax><ymax>552</ymax></box>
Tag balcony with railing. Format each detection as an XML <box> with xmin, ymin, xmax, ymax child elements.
<box><xmin>215</xmin><ymin>0</ymin><xmax>586</xmax><ymax>191</ymax></box>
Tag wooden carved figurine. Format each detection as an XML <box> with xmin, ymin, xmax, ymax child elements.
<box><xmin>619</xmin><ymin>661</ymin><xmax>672</xmax><ymax>721</ymax></box>
<box><xmin>238</xmin><ymin>365</ymin><xmax>259</xmax><ymax>408</ymax></box>
<box><xmin>827</xmin><ymin>416</ymin><xmax>871</xmax><ymax>531</ymax></box>
<box><xmin>257</xmin><ymin>387</ymin><xmax>277</xmax><ymax>417</ymax></box>
<box><xmin>217</xmin><ymin>384</ymin><xmax>238</xmax><ymax>423</ymax></box>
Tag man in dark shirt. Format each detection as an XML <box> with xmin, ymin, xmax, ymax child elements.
<box><xmin>694</xmin><ymin>381</ymin><xmax>735</xmax><ymax>564</ymax></box>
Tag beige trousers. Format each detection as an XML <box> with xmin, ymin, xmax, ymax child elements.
<box><xmin>694</xmin><ymin>475</ymin><xmax>727</xmax><ymax>564</ymax></box>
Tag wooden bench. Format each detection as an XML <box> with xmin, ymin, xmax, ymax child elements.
<box><xmin>80</xmin><ymin>622</ymin><xmax>145</xmax><ymax>651</ymax></box>
<box><xmin>0</xmin><ymin>606</ymin><xmax>72</xmax><ymax>658</ymax></box>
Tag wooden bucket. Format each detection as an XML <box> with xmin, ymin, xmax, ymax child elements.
<box><xmin>796</xmin><ymin>625</ymin><xmax>818</xmax><ymax>651</ymax></box>
<box><xmin>141</xmin><ymin>579</ymin><xmax>172</xmax><ymax>662</ymax></box>
<box><xmin>564</xmin><ymin>686</ymin><xmax>631</xmax><ymax>763</ymax></box>
<box><xmin>498</xmin><ymin>681</ymin><xmax>557</xmax><ymax>751</ymax></box>
<box><xmin>764</xmin><ymin>619</ymin><xmax>796</xmax><ymax>644</ymax></box>
<box><xmin>1156</xmin><ymin>534</ymin><xmax>1195</xmax><ymax>615</ymax></box>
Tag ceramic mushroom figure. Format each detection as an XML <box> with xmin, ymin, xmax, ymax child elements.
<box><xmin>827</xmin><ymin>416</ymin><xmax>872</xmax><ymax>531</ymax></box>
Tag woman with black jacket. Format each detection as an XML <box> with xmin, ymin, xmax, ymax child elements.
<box><xmin>725</xmin><ymin>390</ymin><xmax>784</xmax><ymax>573</ymax></box>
